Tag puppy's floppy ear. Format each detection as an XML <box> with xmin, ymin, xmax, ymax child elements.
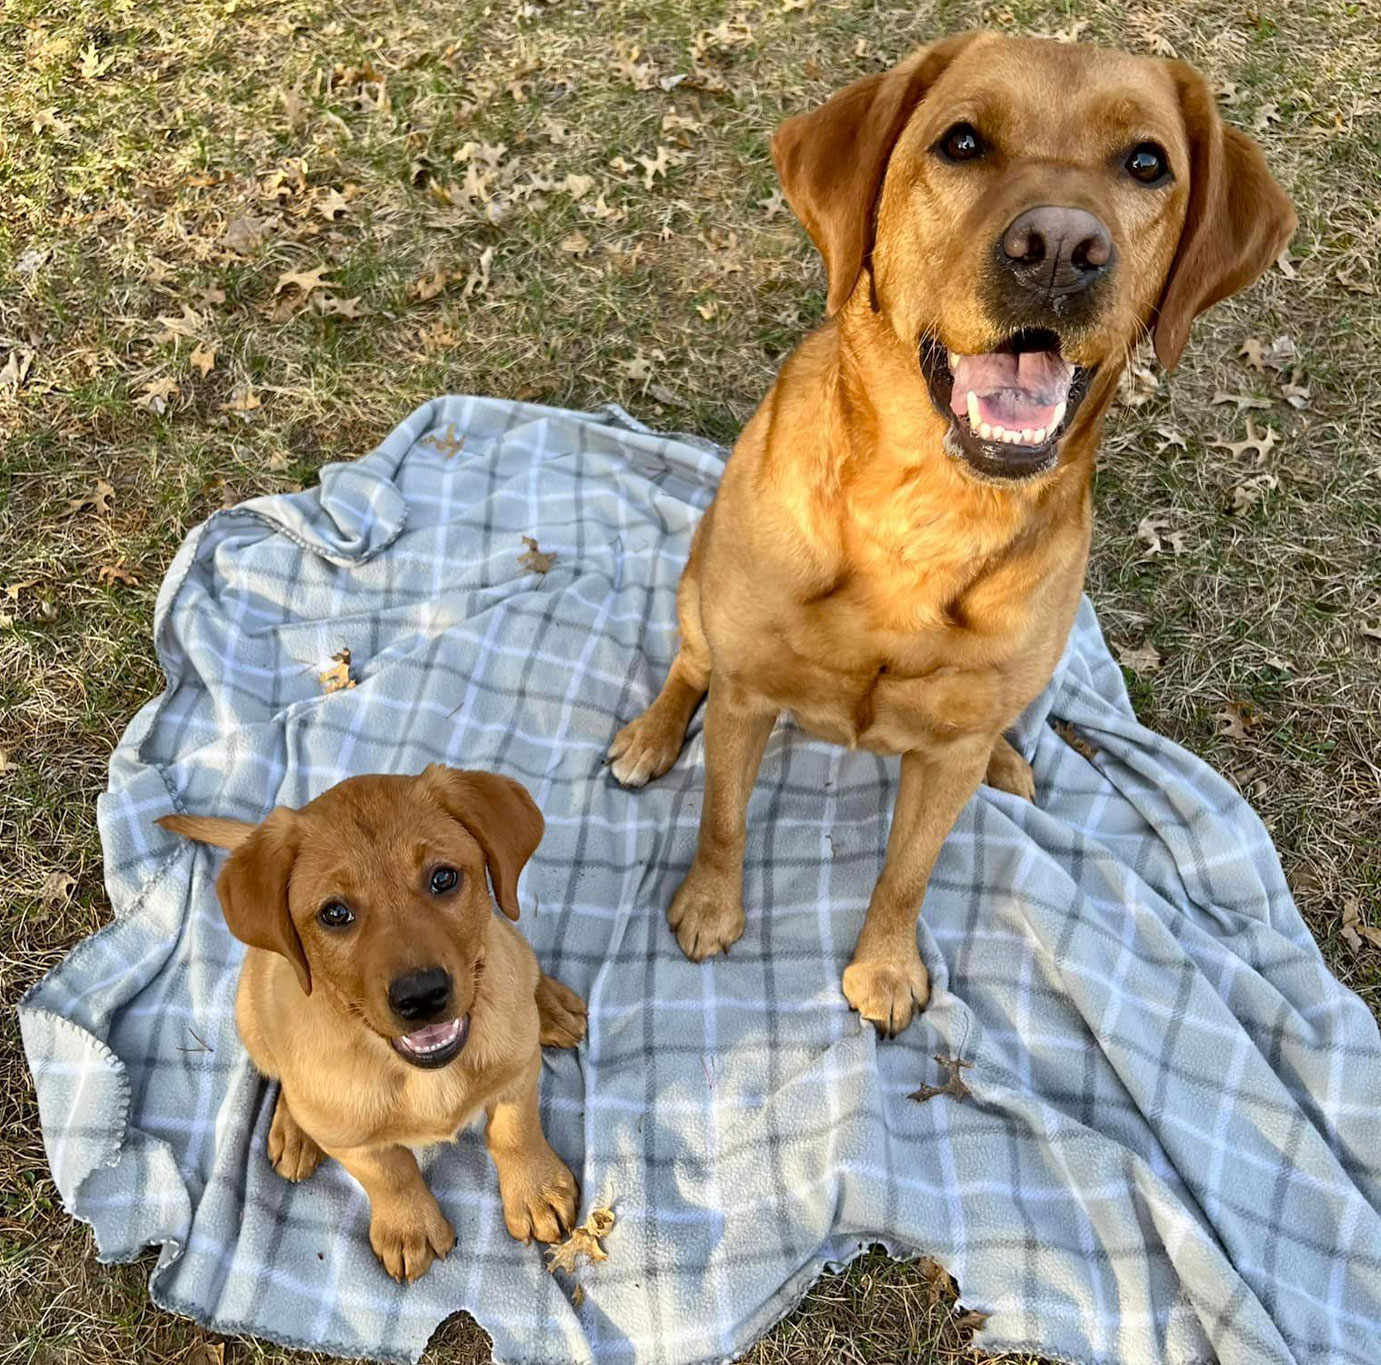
<box><xmin>215</xmin><ymin>808</ymin><xmax>311</xmax><ymax>995</ymax></box>
<box><xmin>423</xmin><ymin>765</ymin><xmax>544</xmax><ymax>920</ymax></box>
<box><xmin>1152</xmin><ymin>63</ymin><xmax>1296</xmax><ymax>370</ymax></box>
<box><xmin>771</xmin><ymin>33</ymin><xmax>978</xmax><ymax>315</ymax></box>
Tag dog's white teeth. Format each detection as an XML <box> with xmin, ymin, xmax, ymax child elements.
<box><xmin>1021</xmin><ymin>428</ymin><xmax>1035</xmax><ymax>445</ymax></box>
<box><xmin>1006</xmin><ymin>429</ymin><xmax>1022</xmax><ymax>444</ymax></box>
<box><xmin>948</xmin><ymin>350</ymin><xmax>962</xmax><ymax>370</ymax></box>
<box><xmin>966</xmin><ymin>390</ymin><xmax>980</xmax><ymax>426</ymax></box>
<box><xmin>1032</xmin><ymin>426</ymin><xmax>1046</xmax><ymax>444</ymax></box>
<box><xmin>1051</xmin><ymin>400</ymin><xmax>1067</xmax><ymax>432</ymax></box>
<box><xmin>979</xmin><ymin>421</ymin><xmax>994</xmax><ymax>440</ymax></box>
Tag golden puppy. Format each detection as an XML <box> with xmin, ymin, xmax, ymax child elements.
<box><xmin>609</xmin><ymin>33</ymin><xmax>1294</xmax><ymax>1034</ymax></box>
<box><xmin>160</xmin><ymin>765</ymin><xmax>586</xmax><ymax>1281</ymax></box>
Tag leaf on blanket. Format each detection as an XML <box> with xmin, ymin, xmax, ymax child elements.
<box><xmin>909</xmin><ymin>1054</ymin><xmax>973</xmax><ymax>1104</ymax></box>
<box><xmin>318</xmin><ymin>648</ymin><xmax>356</xmax><ymax>693</ymax></box>
<box><xmin>1052</xmin><ymin>719</ymin><xmax>1098</xmax><ymax>761</ymax></box>
<box><xmin>519</xmin><ymin>536</ymin><xmax>557</xmax><ymax>574</ymax></box>
<box><xmin>430</xmin><ymin>425</ymin><xmax>465</xmax><ymax>459</ymax></box>
<box><xmin>546</xmin><ymin>1205</ymin><xmax>615</xmax><ymax>1275</ymax></box>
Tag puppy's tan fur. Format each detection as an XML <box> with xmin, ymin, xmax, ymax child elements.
<box><xmin>160</xmin><ymin>766</ymin><xmax>586</xmax><ymax>1281</ymax></box>
<box><xmin>609</xmin><ymin>33</ymin><xmax>1294</xmax><ymax>1034</ymax></box>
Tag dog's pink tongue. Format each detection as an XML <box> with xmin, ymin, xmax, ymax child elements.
<box><xmin>948</xmin><ymin>351</ymin><xmax>1073</xmax><ymax>428</ymax></box>
<box><xmin>403</xmin><ymin>1019</ymin><xmax>459</xmax><ymax>1050</ymax></box>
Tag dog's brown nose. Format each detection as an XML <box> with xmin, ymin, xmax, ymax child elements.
<box><xmin>388</xmin><ymin>967</ymin><xmax>453</xmax><ymax>1023</ymax></box>
<box><xmin>1001</xmin><ymin>206</ymin><xmax>1113</xmax><ymax>296</ymax></box>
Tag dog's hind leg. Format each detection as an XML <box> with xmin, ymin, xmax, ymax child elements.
<box><xmin>535</xmin><ymin>972</ymin><xmax>587</xmax><ymax>1048</ymax></box>
<box><xmin>268</xmin><ymin>1088</ymin><xmax>323</xmax><ymax>1182</ymax></box>
<box><xmin>608</xmin><ymin>522</ymin><xmax>711</xmax><ymax>787</ymax></box>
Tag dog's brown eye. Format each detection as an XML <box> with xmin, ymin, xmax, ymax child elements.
<box><xmin>318</xmin><ymin>901</ymin><xmax>353</xmax><ymax>928</ymax></box>
<box><xmin>1126</xmin><ymin>143</ymin><xmax>1169</xmax><ymax>185</ymax></box>
<box><xmin>429</xmin><ymin>866</ymin><xmax>459</xmax><ymax>895</ymax></box>
<box><xmin>938</xmin><ymin>123</ymin><xmax>984</xmax><ymax>163</ymax></box>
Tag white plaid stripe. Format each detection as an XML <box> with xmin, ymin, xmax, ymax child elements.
<box><xmin>19</xmin><ymin>396</ymin><xmax>1381</xmax><ymax>1365</ymax></box>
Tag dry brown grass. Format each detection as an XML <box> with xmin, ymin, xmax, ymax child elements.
<box><xmin>2</xmin><ymin>0</ymin><xmax>1379</xmax><ymax>1362</ymax></box>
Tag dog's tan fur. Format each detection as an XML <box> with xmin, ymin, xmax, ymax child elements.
<box><xmin>160</xmin><ymin>766</ymin><xmax>586</xmax><ymax>1281</ymax></box>
<box><xmin>609</xmin><ymin>33</ymin><xmax>1294</xmax><ymax>1034</ymax></box>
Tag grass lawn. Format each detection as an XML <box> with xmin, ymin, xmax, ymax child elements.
<box><xmin>2</xmin><ymin>0</ymin><xmax>1378</xmax><ymax>1361</ymax></box>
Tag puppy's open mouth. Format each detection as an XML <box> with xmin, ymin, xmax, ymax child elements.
<box><xmin>919</xmin><ymin>329</ymin><xmax>1095</xmax><ymax>480</ymax></box>
<box><xmin>391</xmin><ymin>1014</ymin><xmax>469</xmax><ymax>1069</ymax></box>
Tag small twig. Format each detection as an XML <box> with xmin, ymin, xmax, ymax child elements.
<box><xmin>909</xmin><ymin>1054</ymin><xmax>972</xmax><ymax>1104</ymax></box>
<box><xmin>177</xmin><ymin>1028</ymin><xmax>213</xmax><ymax>1055</ymax></box>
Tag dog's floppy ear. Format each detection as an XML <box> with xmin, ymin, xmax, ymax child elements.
<box><xmin>1152</xmin><ymin>64</ymin><xmax>1296</xmax><ymax>370</ymax></box>
<box><xmin>214</xmin><ymin>809</ymin><xmax>311</xmax><ymax>995</ymax></box>
<box><xmin>423</xmin><ymin>765</ymin><xmax>544</xmax><ymax>920</ymax></box>
<box><xmin>771</xmin><ymin>33</ymin><xmax>978</xmax><ymax>315</ymax></box>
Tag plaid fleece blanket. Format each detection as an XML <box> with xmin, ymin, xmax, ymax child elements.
<box><xmin>20</xmin><ymin>397</ymin><xmax>1381</xmax><ymax>1365</ymax></box>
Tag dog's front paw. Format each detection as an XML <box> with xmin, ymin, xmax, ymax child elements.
<box><xmin>667</xmin><ymin>869</ymin><xmax>745</xmax><ymax>961</ymax></box>
<box><xmin>842</xmin><ymin>950</ymin><xmax>931</xmax><ymax>1037</ymax></box>
<box><xmin>369</xmin><ymin>1194</ymin><xmax>455</xmax><ymax>1282</ymax></box>
<box><xmin>608</xmin><ymin>710</ymin><xmax>685</xmax><ymax>788</ymax></box>
<box><xmin>497</xmin><ymin>1147</ymin><xmax>579</xmax><ymax>1244</ymax></box>
<box><xmin>268</xmin><ymin>1091</ymin><xmax>323</xmax><ymax>1182</ymax></box>
<box><xmin>536</xmin><ymin>973</ymin><xmax>587</xmax><ymax>1048</ymax></box>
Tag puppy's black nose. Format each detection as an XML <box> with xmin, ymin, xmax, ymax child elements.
<box><xmin>1001</xmin><ymin>206</ymin><xmax>1113</xmax><ymax>296</ymax></box>
<box><xmin>388</xmin><ymin>967</ymin><xmax>453</xmax><ymax>1023</ymax></box>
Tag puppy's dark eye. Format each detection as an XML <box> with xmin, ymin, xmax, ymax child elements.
<box><xmin>429</xmin><ymin>866</ymin><xmax>460</xmax><ymax>895</ymax></box>
<box><xmin>318</xmin><ymin>901</ymin><xmax>353</xmax><ymax>928</ymax></box>
<box><xmin>1126</xmin><ymin>142</ymin><xmax>1170</xmax><ymax>185</ymax></box>
<box><xmin>937</xmin><ymin>123</ymin><xmax>984</xmax><ymax>163</ymax></box>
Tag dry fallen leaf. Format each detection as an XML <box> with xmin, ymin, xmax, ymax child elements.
<box><xmin>412</xmin><ymin>268</ymin><xmax>449</xmax><ymax>302</ymax></box>
<box><xmin>221</xmin><ymin>382</ymin><xmax>262</xmax><ymax>413</ymax></box>
<box><xmin>97</xmin><ymin>562</ymin><xmax>139</xmax><ymax>587</ymax></box>
<box><xmin>67</xmin><ymin>478</ymin><xmax>115</xmax><ymax>517</ymax></box>
<box><xmin>546</xmin><ymin>1205</ymin><xmax>615</xmax><ymax>1275</ymax></box>
<box><xmin>1253</xmin><ymin>101</ymin><xmax>1280</xmax><ymax>132</ymax></box>
<box><xmin>1115</xmin><ymin>641</ymin><xmax>1162</xmax><ymax>674</ymax></box>
<box><xmin>462</xmin><ymin>246</ymin><xmax>494</xmax><ymax>300</ymax></box>
<box><xmin>318</xmin><ymin>648</ymin><xmax>356</xmax><ymax>693</ymax></box>
<box><xmin>1229</xmin><ymin>472</ymin><xmax>1279</xmax><ymax>515</ymax></box>
<box><xmin>1053</xmin><ymin>719</ymin><xmax>1098</xmax><ymax>761</ymax></box>
<box><xmin>1</xmin><ymin>349</ymin><xmax>35</xmax><ymax>392</ymax></box>
<box><xmin>185</xmin><ymin>1341</ymin><xmax>225</xmax><ymax>1365</ymax></box>
<box><xmin>316</xmin><ymin>188</ymin><xmax>349</xmax><ymax>221</ymax></box>
<box><xmin>274</xmin><ymin>264</ymin><xmax>333</xmax><ymax>297</ymax></box>
<box><xmin>560</xmin><ymin>230</ymin><xmax>591</xmax><ymax>257</ymax></box>
<box><xmin>1215</xmin><ymin>701</ymin><xmax>1260</xmax><ymax>742</ymax></box>
<box><xmin>1211</xmin><ymin>418</ymin><xmax>1278</xmax><ymax>463</ymax></box>
<box><xmin>519</xmin><ymin>536</ymin><xmax>557</xmax><ymax>574</ymax></box>
<box><xmin>757</xmin><ymin>187</ymin><xmax>786</xmax><ymax>219</ymax></box>
<box><xmin>1136</xmin><ymin>515</ymin><xmax>1189</xmax><ymax>560</ymax></box>
<box><xmin>221</xmin><ymin>214</ymin><xmax>268</xmax><ymax>255</ymax></box>
<box><xmin>1212</xmin><ymin>389</ymin><xmax>1271</xmax><ymax>411</ymax></box>
<box><xmin>42</xmin><ymin>870</ymin><xmax>78</xmax><ymax>910</ymax></box>
<box><xmin>135</xmin><ymin>376</ymin><xmax>180</xmax><ymax>415</ymax></box>
<box><xmin>190</xmin><ymin>342</ymin><xmax>217</xmax><ymax>377</ymax></box>
<box><xmin>1279</xmin><ymin>369</ymin><xmax>1311</xmax><ymax>409</ymax></box>
<box><xmin>910</xmin><ymin>1055</ymin><xmax>973</xmax><ymax>1103</ymax></box>
<box><xmin>954</xmin><ymin>1308</ymin><xmax>991</xmax><ymax>1333</ymax></box>
<box><xmin>1360</xmin><ymin>622</ymin><xmax>1381</xmax><ymax>643</ymax></box>
<box><xmin>637</xmin><ymin>145</ymin><xmax>675</xmax><ymax>189</ymax></box>
<box><xmin>316</xmin><ymin>294</ymin><xmax>365</xmax><ymax>319</ymax></box>
<box><xmin>431</xmin><ymin>426</ymin><xmax>466</xmax><ymax>458</ymax></box>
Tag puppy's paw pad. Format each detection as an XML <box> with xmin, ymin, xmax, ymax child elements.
<box><xmin>608</xmin><ymin>712</ymin><xmax>684</xmax><ymax>788</ymax></box>
<box><xmin>842</xmin><ymin>955</ymin><xmax>931</xmax><ymax>1038</ymax></box>
<box><xmin>370</xmin><ymin>1201</ymin><xmax>455</xmax><ymax>1282</ymax></box>
<box><xmin>667</xmin><ymin>876</ymin><xmax>744</xmax><ymax>961</ymax></box>
<box><xmin>536</xmin><ymin>974</ymin><xmax>587</xmax><ymax>1048</ymax></box>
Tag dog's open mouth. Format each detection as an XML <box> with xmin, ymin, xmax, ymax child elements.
<box><xmin>391</xmin><ymin>1014</ymin><xmax>469</xmax><ymax>1069</ymax></box>
<box><xmin>919</xmin><ymin>329</ymin><xmax>1095</xmax><ymax>480</ymax></box>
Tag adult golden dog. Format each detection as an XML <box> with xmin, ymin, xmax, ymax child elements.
<box><xmin>160</xmin><ymin>766</ymin><xmax>586</xmax><ymax>1281</ymax></box>
<box><xmin>608</xmin><ymin>33</ymin><xmax>1294</xmax><ymax>1035</ymax></box>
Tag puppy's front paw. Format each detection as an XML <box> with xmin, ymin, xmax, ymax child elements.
<box><xmin>536</xmin><ymin>973</ymin><xmax>587</xmax><ymax>1048</ymax></box>
<box><xmin>667</xmin><ymin>869</ymin><xmax>744</xmax><ymax>961</ymax></box>
<box><xmin>369</xmin><ymin>1194</ymin><xmax>455</xmax><ymax>1282</ymax></box>
<box><xmin>608</xmin><ymin>710</ymin><xmax>685</xmax><ymax>788</ymax></box>
<box><xmin>497</xmin><ymin>1147</ymin><xmax>579</xmax><ymax>1245</ymax></box>
<box><xmin>268</xmin><ymin>1092</ymin><xmax>323</xmax><ymax>1183</ymax></box>
<box><xmin>842</xmin><ymin>950</ymin><xmax>931</xmax><ymax>1037</ymax></box>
